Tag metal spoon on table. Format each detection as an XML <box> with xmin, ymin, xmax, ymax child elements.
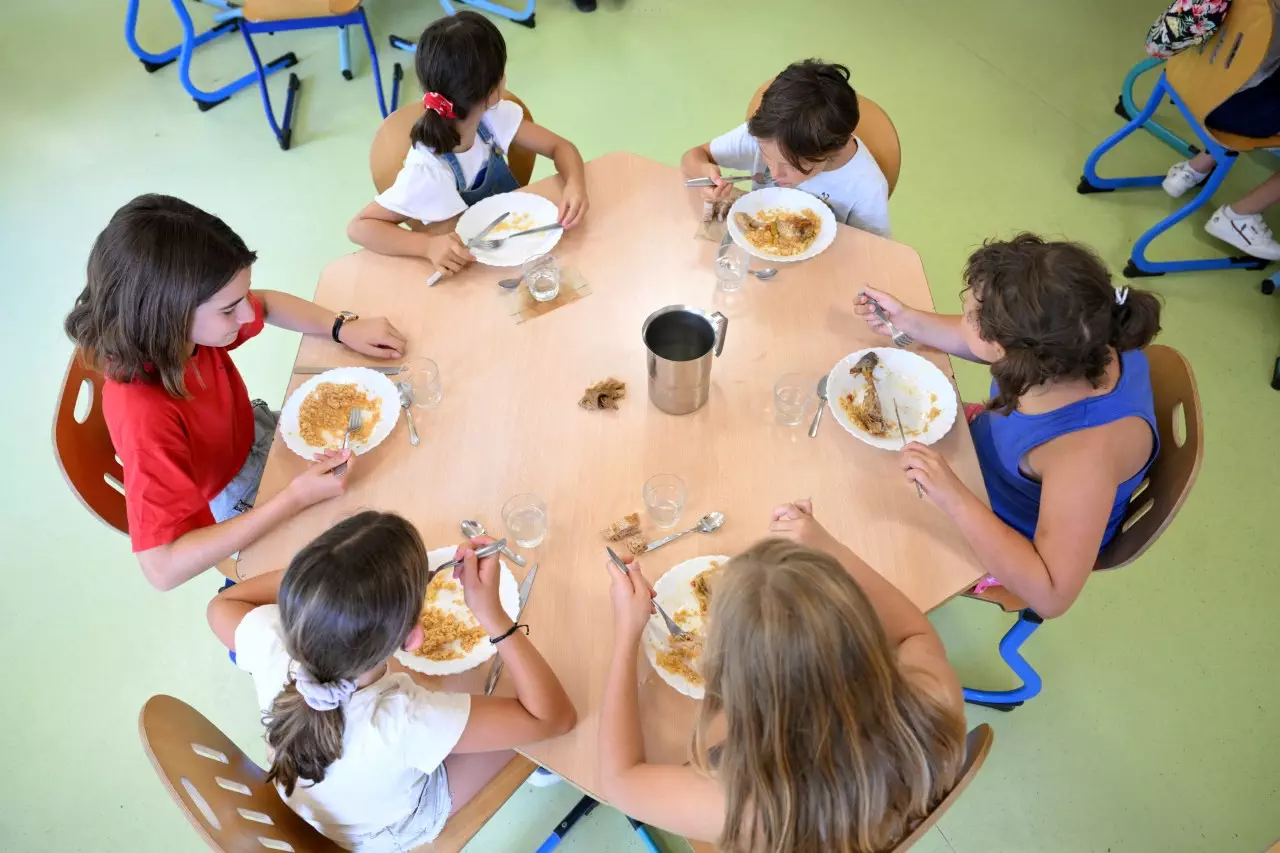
<box><xmin>460</xmin><ymin>519</ymin><xmax>527</xmax><ymax>567</ymax></box>
<box><xmin>808</xmin><ymin>376</ymin><xmax>829</xmax><ymax>438</ymax></box>
<box><xmin>498</xmin><ymin>277</ymin><xmax>521</xmax><ymax>290</ymax></box>
<box><xmin>396</xmin><ymin>381</ymin><xmax>419</xmax><ymax>447</ymax></box>
<box><xmin>750</xmin><ymin>267</ymin><xmax>778</xmax><ymax>280</ymax></box>
<box><xmin>644</xmin><ymin>511</ymin><xmax>725</xmax><ymax>552</ymax></box>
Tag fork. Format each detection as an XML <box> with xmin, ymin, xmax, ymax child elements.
<box><xmin>684</xmin><ymin>172</ymin><xmax>767</xmax><ymax>187</ymax></box>
<box><xmin>472</xmin><ymin>223</ymin><xmax>564</xmax><ymax>251</ymax></box>
<box><xmin>605</xmin><ymin>547</ymin><xmax>688</xmax><ymax>638</ymax></box>
<box><xmin>861</xmin><ymin>291</ymin><xmax>914</xmax><ymax>348</ymax></box>
<box><xmin>332</xmin><ymin>408</ymin><xmax>361</xmax><ymax>476</ymax></box>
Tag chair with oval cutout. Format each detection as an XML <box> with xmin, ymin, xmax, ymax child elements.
<box><xmin>53</xmin><ymin>354</ymin><xmax>127</xmax><ymax>534</ymax></box>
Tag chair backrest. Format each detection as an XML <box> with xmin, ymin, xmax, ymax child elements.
<box><xmin>1165</xmin><ymin>0</ymin><xmax>1280</xmax><ymax>149</ymax></box>
<box><xmin>746</xmin><ymin>79</ymin><xmax>902</xmax><ymax>196</ymax></box>
<box><xmin>53</xmin><ymin>353</ymin><xmax>128</xmax><ymax>534</ymax></box>
<box><xmin>241</xmin><ymin>0</ymin><xmax>360</xmax><ymax>22</ymax></box>
<box><xmin>687</xmin><ymin>724</ymin><xmax>993</xmax><ymax>853</ymax></box>
<box><xmin>139</xmin><ymin>694</ymin><xmax>344</xmax><ymax>853</ymax></box>
<box><xmin>370</xmin><ymin>92</ymin><xmax>537</xmax><ymax>199</ymax></box>
<box><xmin>1096</xmin><ymin>345</ymin><xmax>1204</xmax><ymax>571</ymax></box>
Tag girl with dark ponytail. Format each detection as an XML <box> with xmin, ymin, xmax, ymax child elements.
<box><xmin>855</xmin><ymin>234</ymin><xmax>1162</xmax><ymax>618</ymax></box>
<box><xmin>348</xmin><ymin>11</ymin><xmax>588</xmax><ymax>280</ymax></box>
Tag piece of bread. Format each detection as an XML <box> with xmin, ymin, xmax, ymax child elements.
<box><xmin>602</xmin><ymin>512</ymin><xmax>641</xmax><ymax>542</ymax></box>
<box><xmin>625</xmin><ymin>534</ymin><xmax>647</xmax><ymax>555</ymax></box>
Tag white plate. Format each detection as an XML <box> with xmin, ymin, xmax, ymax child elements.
<box><xmin>279</xmin><ymin>367</ymin><xmax>402</xmax><ymax>460</ymax></box>
<box><xmin>394</xmin><ymin>546</ymin><xmax>520</xmax><ymax>676</ymax></box>
<box><xmin>457</xmin><ymin>192</ymin><xmax>562</xmax><ymax>267</ymax></box>
<box><xmin>726</xmin><ymin>186</ymin><xmax>837</xmax><ymax>263</ymax></box>
<box><xmin>826</xmin><ymin>347</ymin><xmax>958</xmax><ymax>449</ymax></box>
<box><xmin>643</xmin><ymin>554</ymin><xmax>730</xmax><ymax>699</ymax></box>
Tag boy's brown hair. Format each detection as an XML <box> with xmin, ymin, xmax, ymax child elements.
<box><xmin>748</xmin><ymin>60</ymin><xmax>860</xmax><ymax>171</ymax></box>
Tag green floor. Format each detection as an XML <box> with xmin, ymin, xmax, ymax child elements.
<box><xmin>3</xmin><ymin>0</ymin><xmax>1278</xmax><ymax>851</ymax></box>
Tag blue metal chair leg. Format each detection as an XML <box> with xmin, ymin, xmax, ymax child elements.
<box><xmin>962</xmin><ymin>609</ymin><xmax>1044</xmax><ymax>711</ymax></box>
<box><xmin>355</xmin><ymin>7</ymin><xmax>392</xmax><ymax>118</ymax></box>
<box><xmin>240</xmin><ymin>26</ymin><xmax>301</xmax><ymax>149</ymax></box>
<box><xmin>339</xmin><ymin>24</ymin><xmax>353</xmax><ymax>80</ymax></box>
<box><xmin>125</xmin><ymin>0</ymin><xmax>240</xmax><ymax>72</ymax></box>
<box><xmin>1117</xmin><ymin>57</ymin><xmax>1198</xmax><ymax>159</ymax></box>
<box><xmin>441</xmin><ymin>0</ymin><xmax>536</xmax><ymax>27</ymax></box>
<box><xmin>1079</xmin><ymin>73</ymin><xmax>1172</xmax><ymax>194</ymax></box>
<box><xmin>170</xmin><ymin>0</ymin><xmax>296</xmax><ymax>110</ymax></box>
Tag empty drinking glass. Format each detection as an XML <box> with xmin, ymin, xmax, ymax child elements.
<box><xmin>774</xmin><ymin>373</ymin><xmax>813</xmax><ymax>426</ymax></box>
<box><xmin>644</xmin><ymin>473</ymin><xmax>687</xmax><ymax>529</ymax></box>
<box><xmin>715</xmin><ymin>242</ymin><xmax>749</xmax><ymax>293</ymax></box>
<box><xmin>523</xmin><ymin>253</ymin><xmax>561</xmax><ymax>302</ymax></box>
<box><xmin>502</xmin><ymin>493</ymin><xmax>548</xmax><ymax>548</ymax></box>
<box><xmin>400</xmin><ymin>357</ymin><xmax>442</xmax><ymax>408</ymax></box>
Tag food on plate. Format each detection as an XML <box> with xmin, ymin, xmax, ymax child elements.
<box><xmin>297</xmin><ymin>382</ymin><xmax>381</xmax><ymax>449</ymax></box>
<box><xmin>487</xmin><ymin>212</ymin><xmax>536</xmax><ymax>235</ymax></box>
<box><xmin>413</xmin><ymin>606</ymin><xmax>487</xmax><ymax>662</ymax></box>
<box><xmin>654</xmin><ymin>564</ymin><xmax>723</xmax><ymax>686</ymax></box>
<box><xmin>840</xmin><ymin>352</ymin><xmax>888</xmax><ymax>437</ymax></box>
<box><xmin>602</xmin><ymin>512</ymin><xmax>641</xmax><ymax>542</ymax></box>
<box><xmin>425</xmin><ymin>571</ymin><xmax>458</xmax><ymax>604</ymax></box>
<box><xmin>734</xmin><ymin>208</ymin><xmax>821</xmax><ymax>256</ymax></box>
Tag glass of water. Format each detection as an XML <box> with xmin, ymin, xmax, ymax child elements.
<box><xmin>643</xmin><ymin>474</ymin><xmax>687</xmax><ymax>529</ymax></box>
<box><xmin>523</xmin><ymin>253</ymin><xmax>561</xmax><ymax>302</ymax></box>
<box><xmin>774</xmin><ymin>373</ymin><xmax>814</xmax><ymax>426</ymax></box>
<box><xmin>502</xmin><ymin>493</ymin><xmax>548</xmax><ymax>548</ymax></box>
<box><xmin>400</xmin><ymin>357</ymin><xmax>442</xmax><ymax>408</ymax></box>
<box><xmin>714</xmin><ymin>242</ymin><xmax>749</xmax><ymax>293</ymax></box>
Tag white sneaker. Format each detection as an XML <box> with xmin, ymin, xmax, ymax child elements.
<box><xmin>526</xmin><ymin>767</ymin><xmax>563</xmax><ymax>787</ymax></box>
<box><xmin>1162</xmin><ymin>161</ymin><xmax>1210</xmax><ymax>198</ymax></box>
<box><xmin>1205</xmin><ymin>206</ymin><xmax>1280</xmax><ymax>261</ymax></box>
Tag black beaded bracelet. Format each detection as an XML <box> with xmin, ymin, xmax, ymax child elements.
<box><xmin>490</xmin><ymin>623</ymin><xmax>529</xmax><ymax>645</ymax></box>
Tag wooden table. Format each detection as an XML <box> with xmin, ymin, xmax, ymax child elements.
<box><xmin>236</xmin><ymin>152</ymin><xmax>988</xmax><ymax>799</ymax></box>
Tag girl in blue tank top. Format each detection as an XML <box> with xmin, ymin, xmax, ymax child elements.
<box><xmin>856</xmin><ymin>234</ymin><xmax>1162</xmax><ymax>618</ymax></box>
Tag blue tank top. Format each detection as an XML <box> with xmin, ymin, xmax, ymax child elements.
<box><xmin>969</xmin><ymin>349</ymin><xmax>1159</xmax><ymax>546</ymax></box>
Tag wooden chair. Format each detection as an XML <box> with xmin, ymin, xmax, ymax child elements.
<box><xmin>53</xmin><ymin>354</ymin><xmax>127</xmax><ymax>534</ymax></box>
<box><xmin>688</xmin><ymin>724</ymin><xmax>994</xmax><ymax>853</ymax></box>
<box><xmin>139</xmin><ymin>694</ymin><xmax>537</xmax><ymax>853</ymax></box>
<box><xmin>963</xmin><ymin>344</ymin><xmax>1204</xmax><ymax>711</ymax></box>
<box><xmin>370</xmin><ymin>93</ymin><xmax>537</xmax><ymax>207</ymax></box>
<box><xmin>746</xmin><ymin>79</ymin><xmax>901</xmax><ymax>196</ymax></box>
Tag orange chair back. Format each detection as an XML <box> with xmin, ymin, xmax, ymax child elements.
<box><xmin>241</xmin><ymin>0</ymin><xmax>360</xmax><ymax>21</ymax></box>
<box><xmin>53</xmin><ymin>353</ymin><xmax>127</xmax><ymax>534</ymax></box>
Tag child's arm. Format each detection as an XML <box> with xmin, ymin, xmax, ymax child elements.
<box><xmin>597</xmin><ymin>557</ymin><xmax>726</xmax><ymax>841</ymax></box>
<box><xmin>346</xmin><ymin>203</ymin><xmax>476</xmax><ymax>274</ymax></box>
<box><xmin>510</xmin><ymin>122</ymin><xmax>589</xmax><ymax>228</ymax></box>
<box><xmin>255</xmin><ymin>290</ymin><xmax>405</xmax><ymax>359</ymax></box>
<box><xmin>207</xmin><ymin>570</ymin><xmax>284</xmax><ymax>650</ymax></box>
<box><xmin>855</xmin><ymin>288</ymin><xmax>982</xmax><ymax>362</ymax></box>
<box><xmin>680</xmin><ymin>142</ymin><xmax>735</xmax><ymax>201</ymax></box>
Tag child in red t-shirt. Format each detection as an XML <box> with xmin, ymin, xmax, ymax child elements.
<box><xmin>65</xmin><ymin>194</ymin><xmax>407</xmax><ymax>591</ymax></box>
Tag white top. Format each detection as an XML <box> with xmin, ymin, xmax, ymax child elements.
<box><xmin>375</xmin><ymin>99</ymin><xmax>525</xmax><ymax>225</ymax></box>
<box><xmin>1242</xmin><ymin>8</ymin><xmax>1280</xmax><ymax>91</ymax></box>
<box><xmin>709</xmin><ymin>122</ymin><xmax>891</xmax><ymax>239</ymax></box>
<box><xmin>236</xmin><ymin>606</ymin><xmax>472</xmax><ymax>848</ymax></box>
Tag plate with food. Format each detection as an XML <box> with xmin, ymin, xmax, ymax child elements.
<box><xmin>726</xmin><ymin>187</ymin><xmax>837</xmax><ymax>263</ymax></box>
<box><xmin>394</xmin><ymin>546</ymin><xmax>521</xmax><ymax>677</ymax></box>
<box><xmin>643</xmin><ymin>554</ymin><xmax>730</xmax><ymax>699</ymax></box>
<box><xmin>456</xmin><ymin>192</ymin><xmax>562</xmax><ymax>268</ymax></box>
<box><xmin>279</xmin><ymin>367</ymin><xmax>402</xmax><ymax>460</ymax></box>
<box><xmin>826</xmin><ymin>347</ymin><xmax>958</xmax><ymax>450</ymax></box>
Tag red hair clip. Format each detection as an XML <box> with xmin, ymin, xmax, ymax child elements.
<box><xmin>422</xmin><ymin>92</ymin><xmax>456</xmax><ymax>119</ymax></box>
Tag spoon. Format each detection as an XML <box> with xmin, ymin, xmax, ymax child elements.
<box><xmin>808</xmin><ymin>375</ymin><xmax>829</xmax><ymax>438</ymax></box>
<box><xmin>644</xmin><ymin>511</ymin><xmax>725</xmax><ymax>552</ymax></box>
<box><xmin>430</xmin><ymin>538</ymin><xmax>508</xmax><ymax>580</ymax></box>
<box><xmin>498</xmin><ymin>277</ymin><xmax>521</xmax><ymax>290</ymax></box>
<box><xmin>396</xmin><ymin>381</ymin><xmax>419</xmax><ymax>447</ymax></box>
<box><xmin>606</xmin><ymin>546</ymin><xmax>688</xmax><ymax>638</ymax></box>
<box><xmin>461</xmin><ymin>519</ymin><xmax>527</xmax><ymax>567</ymax></box>
<box><xmin>751</xmin><ymin>267</ymin><xmax>778</xmax><ymax>280</ymax></box>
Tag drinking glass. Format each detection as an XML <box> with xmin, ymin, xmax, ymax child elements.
<box><xmin>400</xmin><ymin>357</ymin><xmax>442</xmax><ymax>408</ymax></box>
<box><xmin>643</xmin><ymin>474</ymin><xmax>687</xmax><ymax>529</ymax></box>
<box><xmin>715</xmin><ymin>242</ymin><xmax>749</xmax><ymax>293</ymax></box>
<box><xmin>774</xmin><ymin>373</ymin><xmax>813</xmax><ymax>426</ymax></box>
<box><xmin>523</xmin><ymin>253</ymin><xmax>561</xmax><ymax>302</ymax></box>
<box><xmin>502</xmin><ymin>493</ymin><xmax>548</xmax><ymax>548</ymax></box>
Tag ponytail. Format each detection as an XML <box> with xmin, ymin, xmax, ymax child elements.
<box><xmin>1110</xmin><ymin>286</ymin><xmax>1162</xmax><ymax>352</ymax></box>
<box><xmin>263</xmin><ymin>680</ymin><xmax>347</xmax><ymax>796</ymax></box>
<box><xmin>410</xmin><ymin>11</ymin><xmax>507</xmax><ymax>153</ymax></box>
<box><xmin>410</xmin><ymin>107</ymin><xmax>464</xmax><ymax>154</ymax></box>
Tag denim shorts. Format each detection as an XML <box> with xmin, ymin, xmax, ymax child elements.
<box><xmin>208</xmin><ymin>400</ymin><xmax>277</xmax><ymax>524</ymax></box>
<box><xmin>345</xmin><ymin>765</ymin><xmax>452</xmax><ymax>853</ymax></box>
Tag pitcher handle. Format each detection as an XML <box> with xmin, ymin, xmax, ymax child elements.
<box><xmin>711</xmin><ymin>311</ymin><xmax>729</xmax><ymax>357</ymax></box>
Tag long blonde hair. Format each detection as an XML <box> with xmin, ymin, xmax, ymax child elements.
<box><xmin>692</xmin><ymin>539</ymin><xmax>966</xmax><ymax>853</ymax></box>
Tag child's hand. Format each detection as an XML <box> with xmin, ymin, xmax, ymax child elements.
<box><xmin>900</xmin><ymin>443</ymin><xmax>968</xmax><ymax>514</ymax></box>
<box><xmin>285</xmin><ymin>449</ymin><xmax>352</xmax><ymax>509</ymax></box>
<box><xmin>606</xmin><ymin>554</ymin><xmax>656</xmax><ymax>643</ymax></box>
<box><xmin>559</xmin><ymin>179</ymin><xmax>589</xmax><ymax>229</ymax></box>
<box><xmin>768</xmin><ymin>499</ymin><xmax>841</xmax><ymax>556</ymax></box>
<box><xmin>337</xmin><ymin>317</ymin><xmax>406</xmax><ymax>360</ymax></box>
<box><xmin>855</xmin><ymin>287</ymin><xmax>912</xmax><ymax>338</ymax></box>
<box><xmin>426</xmin><ymin>233</ymin><xmax>475</xmax><ymax>276</ymax></box>
<box><xmin>456</xmin><ymin>536</ymin><xmax>512</xmax><ymax>634</ymax></box>
<box><xmin>692</xmin><ymin>163</ymin><xmax>734</xmax><ymax>202</ymax></box>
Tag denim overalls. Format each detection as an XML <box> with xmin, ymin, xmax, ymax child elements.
<box><xmin>440</xmin><ymin>120</ymin><xmax>519</xmax><ymax>203</ymax></box>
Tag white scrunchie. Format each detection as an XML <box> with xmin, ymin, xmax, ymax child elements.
<box><xmin>294</xmin><ymin>666</ymin><xmax>356</xmax><ymax>712</ymax></box>
<box><xmin>1115</xmin><ymin>286</ymin><xmax>1130</xmax><ymax>306</ymax></box>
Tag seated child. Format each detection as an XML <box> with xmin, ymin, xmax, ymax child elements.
<box><xmin>208</xmin><ymin>512</ymin><xmax>577</xmax><ymax>851</ymax></box>
<box><xmin>348</xmin><ymin>11</ymin><xmax>588</xmax><ymax>278</ymax></box>
<box><xmin>64</xmin><ymin>194</ymin><xmax>405</xmax><ymax>591</ymax></box>
<box><xmin>680</xmin><ymin>59</ymin><xmax>891</xmax><ymax>238</ymax></box>
<box><xmin>598</xmin><ymin>501</ymin><xmax>966</xmax><ymax>850</ymax></box>
<box><xmin>857</xmin><ymin>234</ymin><xmax>1161</xmax><ymax>617</ymax></box>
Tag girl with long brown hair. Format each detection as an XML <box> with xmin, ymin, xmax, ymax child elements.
<box><xmin>857</xmin><ymin>233</ymin><xmax>1161</xmax><ymax>617</ymax></box>
<box><xmin>65</xmin><ymin>194</ymin><xmax>406</xmax><ymax>591</ymax></box>
<box><xmin>208</xmin><ymin>511</ymin><xmax>576</xmax><ymax>852</ymax></box>
<box><xmin>598</xmin><ymin>501</ymin><xmax>966</xmax><ymax>852</ymax></box>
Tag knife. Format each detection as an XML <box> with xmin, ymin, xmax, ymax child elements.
<box><xmin>292</xmin><ymin>365</ymin><xmax>402</xmax><ymax>375</ymax></box>
<box><xmin>484</xmin><ymin>561</ymin><xmax>539</xmax><ymax>695</ymax></box>
<box><xmin>426</xmin><ymin>211</ymin><xmax>510</xmax><ymax>287</ymax></box>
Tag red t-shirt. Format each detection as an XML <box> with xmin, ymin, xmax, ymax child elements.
<box><xmin>103</xmin><ymin>292</ymin><xmax>266</xmax><ymax>552</ymax></box>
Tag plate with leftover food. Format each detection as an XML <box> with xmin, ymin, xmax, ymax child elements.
<box><xmin>394</xmin><ymin>546</ymin><xmax>520</xmax><ymax>677</ymax></box>
<box><xmin>457</xmin><ymin>192</ymin><xmax>562</xmax><ymax>268</ymax></box>
<box><xmin>726</xmin><ymin>187</ymin><xmax>837</xmax><ymax>263</ymax></box>
<box><xmin>643</xmin><ymin>554</ymin><xmax>730</xmax><ymax>699</ymax></box>
<box><xmin>826</xmin><ymin>347</ymin><xmax>957</xmax><ymax>449</ymax></box>
<box><xmin>279</xmin><ymin>367</ymin><xmax>401</xmax><ymax>460</ymax></box>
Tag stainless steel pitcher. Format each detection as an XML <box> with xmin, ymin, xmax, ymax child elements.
<box><xmin>642</xmin><ymin>305</ymin><xmax>729</xmax><ymax>415</ymax></box>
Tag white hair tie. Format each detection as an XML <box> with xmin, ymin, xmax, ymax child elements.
<box><xmin>1115</xmin><ymin>286</ymin><xmax>1130</xmax><ymax>306</ymax></box>
<box><xmin>293</xmin><ymin>666</ymin><xmax>356</xmax><ymax>712</ymax></box>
